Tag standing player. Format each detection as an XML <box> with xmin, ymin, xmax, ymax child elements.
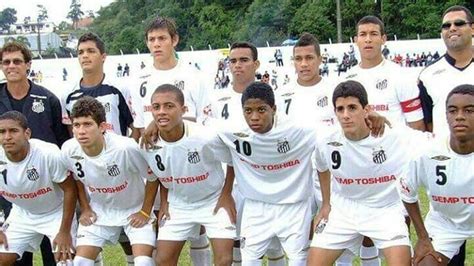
<box><xmin>308</xmin><ymin>81</ymin><xmax>412</xmax><ymax>266</ymax></box>
<box><xmin>0</xmin><ymin>111</ymin><xmax>76</xmax><ymax>265</ymax></box>
<box><xmin>419</xmin><ymin>5</ymin><xmax>473</xmax><ymax>136</ymax></box>
<box><xmin>400</xmin><ymin>84</ymin><xmax>474</xmax><ymax>266</ymax></box>
<box><xmin>143</xmin><ymin>84</ymin><xmax>235</xmax><ymax>266</ymax></box>
<box><xmin>62</xmin><ymin>97</ymin><xmax>158</xmax><ymax>266</ymax></box>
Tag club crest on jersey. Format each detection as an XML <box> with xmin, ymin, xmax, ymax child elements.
<box><xmin>317</xmin><ymin>96</ymin><xmax>328</xmax><ymax>107</ymax></box>
<box><xmin>430</xmin><ymin>155</ymin><xmax>450</xmax><ymax>161</ymax></box>
<box><xmin>372</xmin><ymin>147</ymin><xmax>387</xmax><ymax>164</ymax></box>
<box><xmin>277</xmin><ymin>139</ymin><xmax>290</xmax><ymax>153</ymax></box>
<box><xmin>187</xmin><ymin>150</ymin><xmax>200</xmax><ymax>164</ymax></box>
<box><xmin>174</xmin><ymin>80</ymin><xmax>185</xmax><ymax>90</ymax></box>
<box><xmin>107</xmin><ymin>163</ymin><xmax>120</xmax><ymax>177</ymax></box>
<box><xmin>327</xmin><ymin>141</ymin><xmax>343</xmax><ymax>147</ymax></box>
<box><xmin>218</xmin><ymin>96</ymin><xmax>231</xmax><ymax>102</ymax></box>
<box><xmin>233</xmin><ymin>132</ymin><xmax>249</xmax><ymax>138</ymax></box>
<box><xmin>32</xmin><ymin>99</ymin><xmax>45</xmax><ymax>113</ymax></box>
<box><xmin>281</xmin><ymin>92</ymin><xmax>294</xmax><ymax>97</ymax></box>
<box><xmin>376</xmin><ymin>79</ymin><xmax>388</xmax><ymax>90</ymax></box>
<box><xmin>104</xmin><ymin>103</ymin><xmax>111</xmax><ymax>113</ymax></box>
<box><xmin>26</xmin><ymin>166</ymin><xmax>40</xmax><ymax>181</ymax></box>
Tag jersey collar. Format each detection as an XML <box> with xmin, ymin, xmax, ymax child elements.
<box><xmin>444</xmin><ymin>53</ymin><xmax>473</xmax><ymax>71</ymax></box>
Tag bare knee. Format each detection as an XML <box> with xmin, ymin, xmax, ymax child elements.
<box><xmin>214</xmin><ymin>253</ymin><xmax>233</xmax><ymax>266</ymax></box>
<box><xmin>418</xmin><ymin>253</ymin><xmax>449</xmax><ymax>266</ymax></box>
<box><xmin>155</xmin><ymin>251</ymin><xmax>180</xmax><ymax>266</ymax></box>
<box><xmin>0</xmin><ymin>253</ymin><xmax>19</xmax><ymax>266</ymax></box>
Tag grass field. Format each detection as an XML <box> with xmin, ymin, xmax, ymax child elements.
<box><xmin>34</xmin><ymin>189</ymin><xmax>473</xmax><ymax>265</ymax></box>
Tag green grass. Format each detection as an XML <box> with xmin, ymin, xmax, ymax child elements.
<box><xmin>34</xmin><ymin>188</ymin><xmax>473</xmax><ymax>265</ymax></box>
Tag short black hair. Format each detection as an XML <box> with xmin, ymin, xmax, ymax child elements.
<box><xmin>0</xmin><ymin>41</ymin><xmax>32</xmax><ymax>63</ymax></box>
<box><xmin>294</xmin><ymin>33</ymin><xmax>321</xmax><ymax>56</ymax></box>
<box><xmin>230</xmin><ymin>42</ymin><xmax>258</xmax><ymax>61</ymax></box>
<box><xmin>332</xmin><ymin>80</ymin><xmax>368</xmax><ymax>108</ymax></box>
<box><xmin>145</xmin><ymin>16</ymin><xmax>178</xmax><ymax>40</ymax></box>
<box><xmin>78</xmin><ymin>32</ymin><xmax>106</xmax><ymax>54</ymax></box>
<box><xmin>241</xmin><ymin>82</ymin><xmax>275</xmax><ymax>107</ymax></box>
<box><xmin>356</xmin><ymin>15</ymin><xmax>385</xmax><ymax>35</ymax></box>
<box><xmin>0</xmin><ymin>111</ymin><xmax>28</xmax><ymax>129</ymax></box>
<box><xmin>152</xmin><ymin>84</ymin><xmax>184</xmax><ymax>106</ymax></box>
<box><xmin>442</xmin><ymin>5</ymin><xmax>472</xmax><ymax>23</ymax></box>
<box><xmin>446</xmin><ymin>84</ymin><xmax>474</xmax><ymax>106</ymax></box>
<box><xmin>70</xmin><ymin>96</ymin><xmax>106</xmax><ymax>126</ymax></box>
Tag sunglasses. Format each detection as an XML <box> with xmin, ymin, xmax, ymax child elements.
<box><xmin>1</xmin><ymin>59</ymin><xmax>25</xmax><ymax>66</ymax></box>
<box><xmin>441</xmin><ymin>20</ymin><xmax>471</xmax><ymax>30</ymax></box>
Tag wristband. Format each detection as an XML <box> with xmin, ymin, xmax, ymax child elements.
<box><xmin>139</xmin><ymin>210</ymin><xmax>150</xmax><ymax>219</ymax></box>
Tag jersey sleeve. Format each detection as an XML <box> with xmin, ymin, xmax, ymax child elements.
<box><xmin>202</xmin><ymin>132</ymin><xmax>232</xmax><ymax>165</ymax></box>
<box><xmin>133</xmin><ymin>78</ymin><xmax>146</xmax><ymax>129</ymax></box>
<box><xmin>399</xmin><ymin>157</ymin><xmax>423</xmax><ymax>204</ymax></box>
<box><xmin>125</xmin><ymin>140</ymin><xmax>157</xmax><ymax>182</ymax></box>
<box><xmin>396</xmin><ymin>70</ymin><xmax>423</xmax><ymax>122</ymax></box>
<box><xmin>417</xmin><ymin>78</ymin><xmax>433</xmax><ymax>125</ymax></box>
<box><xmin>314</xmin><ymin>136</ymin><xmax>329</xmax><ymax>172</ymax></box>
<box><xmin>60</xmin><ymin>90</ymin><xmax>72</xmax><ymax>126</ymax></box>
<box><xmin>45</xmin><ymin>144</ymin><xmax>68</xmax><ymax>183</ymax></box>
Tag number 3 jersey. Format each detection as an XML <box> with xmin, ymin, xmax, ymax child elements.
<box><xmin>399</xmin><ymin>137</ymin><xmax>474</xmax><ymax>233</ymax></box>
<box><xmin>142</xmin><ymin>121</ymin><xmax>231</xmax><ymax>209</ymax></box>
<box><xmin>0</xmin><ymin>139</ymin><xmax>68</xmax><ymax>215</ymax></box>
<box><xmin>61</xmin><ymin>133</ymin><xmax>157</xmax><ymax>226</ymax></box>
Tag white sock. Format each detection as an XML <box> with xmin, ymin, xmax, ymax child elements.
<box><xmin>190</xmin><ymin>233</ymin><xmax>211</xmax><ymax>266</ymax></box>
<box><xmin>126</xmin><ymin>254</ymin><xmax>135</xmax><ymax>265</ymax></box>
<box><xmin>74</xmin><ymin>256</ymin><xmax>95</xmax><ymax>266</ymax></box>
<box><xmin>94</xmin><ymin>252</ymin><xmax>104</xmax><ymax>266</ymax></box>
<box><xmin>134</xmin><ymin>255</ymin><xmax>154</xmax><ymax>266</ymax></box>
<box><xmin>56</xmin><ymin>259</ymin><xmax>74</xmax><ymax>266</ymax></box>
<box><xmin>233</xmin><ymin>246</ymin><xmax>242</xmax><ymax>265</ymax></box>
<box><xmin>360</xmin><ymin>246</ymin><xmax>381</xmax><ymax>266</ymax></box>
<box><xmin>335</xmin><ymin>249</ymin><xmax>354</xmax><ymax>266</ymax></box>
<box><xmin>242</xmin><ymin>258</ymin><xmax>262</xmax><ymax>266</ymax></box>
<box><xmin>266</xmin><ymin>248</ymin><xmax>285</xmax><ymax>266</ymax></box>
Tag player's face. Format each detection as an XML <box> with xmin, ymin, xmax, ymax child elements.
<box><xmin>0</xmin><ymin>119</ymin><xmax>30</xmax><ymax>155</ymax></box>
<box><xmin>355</xmin><ymin>23</ymin><xmax>386</xmax><ymax>62</ymax></box>
<box><xmin>335</xmin><ymin>96</ymin><xmax>370</xmax><ymax>136</ymax></box>
<box><xmin>1</xmin><ymin>51</ymin><xmax>30</xmax><ymax>83</ymax></box>
<box><xmin>72</xmin><ymin>116</ymin><xmax>106</xmax><ymax>149</ymax></box>
<box><xmin>151</xmin><ymin>92</ymin><xmax>186</xmax><ymax>132</ymax></box>
<box><xmin>293</xmin><ymin>45</ymin><xmax>321</xmax><ymax>86</ymax></box>
<box><xmin>229</xmin><ymin>48</ymin><xmax>259</xmax><ymax>84</ymax></box>
<box><xmin>441</xmin><ymin>11</ymin><xmax>473</xmax><ymax>52</ymax></box>
<box><xmin>446</xmin><ymin>93</ymin><xmax>474</xmax><ymax>141</ymax></box>
<box><xmin>77</xmin><ymin>41</ymin><xmax>105</xmax><ymax>73</ymax></box>
<box><xmin>146</xmin><ymin>28</ymin><xmax>179</xmax><ymax>64</ymax></box>
<box><xmin>243</xmin><ymin>98</ymin><xmax>275</xmax><ymax>134</ymax></box>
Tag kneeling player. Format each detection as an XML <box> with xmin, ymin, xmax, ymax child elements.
<box><xmin>0</xmin><ymin>111</ymin><xmax>77</xmax><ymax>265</ymax></box>
<box><xmin>400</xmin><ymin>84</ymin><xmax>474</xmax><ymax>265</ymax></box>
<box><xmin>143</xmin><ymin>84</ymin><xmax>235</xmax><ymax>266</ymax></box>
<box><xmin>61</xmin><ymin>97</ymin><xmax>158</xmax><ymax>266</ymax></box>
<box><xmin>308</xmin><ymin>80</ymin><xmax>412</xmax><ymax>266</ymax></box>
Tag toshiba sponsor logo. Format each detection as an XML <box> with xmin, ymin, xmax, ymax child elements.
<box><xmin>432</xmin><ymin>195</ymin><xmax>474</xmax><ymax>204</ymax></box>
<box><xmin>88</xmin><ymin>181</ymin><xmax>128</xmax><ymax>193</ymax></box>
<box><xmin>159</xmin><ymin>172</ymin><xmax>210</xmax><ymax>184</ymax></box>
<box><xmin>369</xmin><ymin>104</ymin><xmax>389</xmax><ymax>112</ymax></box>
<box><xmin>335</xmin><ymin>175</ymin><xmax>396</xmax><ymax>185</ymax></box>
<box><xmin>0</xmin><ymin>187</ymin><xmax>53</xmax><ymax>199</ymax></box>
<box><xmin>238</xmin><ymin>157</ymin><xmax>301</xmax><ymax>171</ymax></box>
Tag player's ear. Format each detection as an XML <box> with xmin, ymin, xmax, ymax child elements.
<box><xmin>254</xmin><ymin>59</ymin><xmax>260</xmax><ymax>70</ymax></box>
<box><xmin>363</xmin><ymin>105</ymin><xmax>371</xmax><ymax>118</ymax></box>
<box><xmin>25</xmin><ymin>128</ymin><xmax>32</xmax><ymax>139</ymax></box>
<box><xmin>98</xmin><ymin>121</ymin><xmax>108</xmax><ymax>134</ymax></box>
<box><xmin>272</xmin><ymin>105</ymin><xmax>277</xmax><ymax>114</ymax></box>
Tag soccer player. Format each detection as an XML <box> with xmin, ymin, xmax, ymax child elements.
<box><xmin>419</xmin><ymin>5</ymin><xmax>473</xmax><ymax>136</ymax></box>
<box><xmin>142</xmin><ymin>84</ymin><xmax>235</xmax><ymax>266</ymax></box>
<box><xmin>0</xmin><ymin>41</ymin><xmax>69</xmax><ymax>266</ymax></box>
<box><xmin>0</xmin><ymin>111</ymin><xmax>76</xmax><ymax>265</ymax></box>
<box><xmin>61</xmin><ymin>97</ymin><xmax>158</xmax><ymax>266</ymax></box>
<box><xmin>400</xmin><ymin>84</ymin><xmax>474</xmax><ymax>266</ymax></box>
<box><xmin>308</xmin><ymin>80</ymin><xmax>412</xmax><ymax>266</ymax></box>
<box><xmin>61</xmin><ymin>32</ymin><xmax>139</xmax><ymax>141</ymax></box>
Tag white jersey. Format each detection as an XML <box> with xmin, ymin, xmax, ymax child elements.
<box><xmin>418</xmin><ymin>55</ymin><xmax>474</xmax><ymax>136</ymax></box>
<box><xmin>61</xmin><ymin>133</ymin><xmax>157</xmax><ymax>226</ymax></box>
<box><xmin>346</xmin><ymin>59</ymin><xmax>423</xmax><ymax>126</ymax></box>
<box><xmin>133</xmin><ymin>61</ymin><xmax>210</xmax><ymax>128</ymax></box>
<box><xmin>200</xmin><ymin>87</ymin><xmax>247</xmax><ymax>131</ymax></box>
<box><xmin>276</xmin><ymin>78</ymin><xmax>337</xmax><ymax>134</ymax></box>
<box><xmin>0</xmin><ymin>139</ymin><xmax>67</xmax><ymax>215</ymax></box>
<box><xmin>400</xmin><ymin>136</ymin><xmax>474</xmax><ymax>233</ymax></box>
<box><xmin>217</xmin><ymin>117</ymin><xmax>317</xmax><ymax>204</ymax></box>
<box><xmin>315</xmin><ymin>126</ymin><xmax>432</xmax><ymax>208</ymax></box>
<box><xmin>142</xmin><ymin>121</ymin><xmax>231</xmax><ymax>209</ymax></box>
<box><xmin>61</xmin><ymin>74</ymin><xmax>138</xmax><ymax>136</ymax></box>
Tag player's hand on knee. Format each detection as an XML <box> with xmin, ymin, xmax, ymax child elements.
<box><xmin>413</xmin><ymin>238</ymin><xmax>442</xmax><ymax>265</ymax></box>
<box><xmin>366</xmin><ymin>111</ymin><xmax>391</xmax><ymax>137</ymax></box>
<box><xmin>53</xmin><ymin>231</ymin><xmax>75</xmax><ymax>263</ymax></box>
<box><xmin>0</xmin><ymin>231</ymin><xmax>8</xmax><ymax>250</ymax></box>
<box><xmin>313</xmin><ymin>203</ymin><xmax>330</xmax><ymax>233</ymax></box>
<box><xmin>79</xmin><ymin>209</ymin><xmax>97</xmax><ymax>226</ymax></box>
<box><xmin>128</xmin><ymin>210</ymin><xmax>150</xmax><ymax>228</ymax></box>
<box><xmin>214</xmin><ymin>193</ymin><xmax>236</xmax><ymax>225</ymax></box>
<box><xmin>140</xmin><ymin>122</ymin><xmax>159</xmax><ymax>150</ymax></box>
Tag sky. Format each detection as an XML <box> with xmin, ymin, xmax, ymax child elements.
<box><xmin>0</xmin><ymin>0</ymin><xmax>116</xmax><ymax>25</ymax></box>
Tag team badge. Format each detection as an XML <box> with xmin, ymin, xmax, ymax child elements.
<box><xmin>32</xmin><ymin>99</ymin><xmax>45</xmax><ymax>113</ymax></box>
<box><xmin>104</xmin><ymin>103</ymin><xmax>111</xmax><ymax>113</ymax></box>
<box><xmin>317</xmin><ymin>96</ymin><xmax>328</xmax><ymax>107</ymax></box>
<box><xmin>233</xmin><ymin>132</ymin><xmax>249</xmax><ymax>138</ymax></box>
<box><xmin>218</xmin><ymin>96</ymin><xmax>231</xmax><ymax>102</ymax></box>
<box><xmin>430</xmin><ymin>155</ymin><xmax>450</xmax><ymax>161</ymax></box>
<box><xmin>372</xmin><ymin>147</ymin><xmax>387</xmax><ymax>164</ymax></box>
<box><xmin>175</xmin><ymin>80</ymin><xmax>185</xmax><ymax>90</ymax></box>
<box><xmin>107</xmin><ymin>163</ymin><xmax>120</xmax><ymax>177</ymax></box>
<box><xmin>26</xmin><ymin>166</ymin><xmax>40</xmax><ymax>181</ymax></box>
<box><xmin>187</xmin><ymin>150</ymin><xmax>200</xmax><ymax>164</ymax></box>
<box><xmin>375</xmin><ymin>79</ymin><xmax>388</xmax><ymax>90</ymax></box>
<box><xmin>71</xmin><ymin>155</ymin><xmax>84</xmax><ymax>160</ymax></box>
<box><xmin>327</xmin><ymin>141</ymin><xmax>343</xmax><ymax>147</ymax></box>
<box><xmin>399</xmin><ymin>178</ymin><xmax>411</xmax><ymax>195</ymax></box>
<box><xmin>281</xmin><ymin>92</ymin><xmax>294</xmax><ymax>97</ymax></box>
<box><xmin>277</xmin><ymin>139</ymin><xmax>290</xmax><ymax>153</ymax></box>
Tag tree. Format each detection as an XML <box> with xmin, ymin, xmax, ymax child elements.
<box><xmin>37</xmin><ymin>5</ymin><xmax>48</xmax><ymax>22</ymax></box>
<box><xmin>15</xmin><ymin>36</ymin><xmax>31</xmax><ymax>47</ymax></box>
<box><xmin>67</xmin><ymin>0</ymin><xmax>85</xmax><ymax>30</ymax></box>
<box><xmin>57</xmin><ymin>21</ymin><xmax>72</xmax><ymax>31</ymax></box>
<box><xmin>289</xmin><ymin>1</ymin><xmax>335</xmax><ymax>42</ymax></box>
<box><xmin>0</xmin><ymin>8</ymin><xmax>17</xmax><ymax>32</ymax></box>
